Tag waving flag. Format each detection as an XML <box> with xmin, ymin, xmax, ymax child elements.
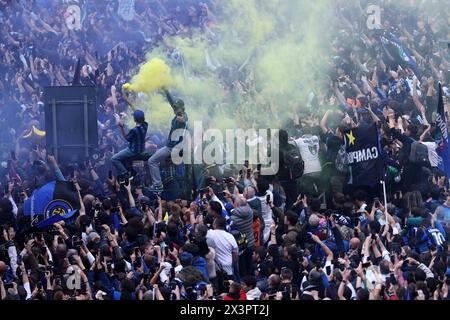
<box><xmin>23</xmin><ymin>181</ymin><xmax>80</xmax><ymax>225</ymax></box>
<box><xmin>344</xmin><ymin>123</ymin><xmax>384</xmax><ymax>187</ymax></box>
<box><xmin>380</xmin><ymin>31</ymin><xmax>420</xmax><ymax>78</ymax></box>
<box><xmin>34</xmin><ymin>209</ymin><xmax>79</xmax><ymax>230</ymax></box>
<box><xmin>434</xmin><ymin>83</ymin><xmax>450</xmax><ymax>177</ymax></box>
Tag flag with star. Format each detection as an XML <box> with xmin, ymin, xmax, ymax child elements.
<box><xmin>344</xmin><ymin>123</ymin><xmax>384</xmax><ymax>187</ymax></box>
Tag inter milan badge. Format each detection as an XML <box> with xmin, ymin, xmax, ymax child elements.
<box><xmin>45</xmin><ymin>199</ymin><xmax>74</xmax><ymax>217</ymax></box>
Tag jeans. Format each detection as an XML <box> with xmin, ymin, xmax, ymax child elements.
<box><xmin>111</xmin><ymin>148</ymin><xmax>136</xmax><ymax>176</ymax></box>
<box><xmin>148</xmin><ymin>146</ymin><xmax>172</xmax><ymax>186</ymax></box>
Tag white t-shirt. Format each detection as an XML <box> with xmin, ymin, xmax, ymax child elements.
<box><xmin>422</xmin><ymin>142</ymin><xmax>439</xmax><ymax>168</ymax></box>
<box><xmin>259</xmin><ymin>191</ymin><xmax>274</xmax><ymax>244</ymax></box>
<box><xmin>206</xmin><ymin>229</ymin><xmax>238</xmax><ymax>276</ymax></box>
<box><xmin>295</xmin><ymin>135</ymin><xmax>322</xmax><ymax>174</ymax></box>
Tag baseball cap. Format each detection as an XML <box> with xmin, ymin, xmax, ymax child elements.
<box><xmin>133</xmin><ymin>110</ymin><xmax>145</xmax><ymax>121</ymax></box>
<box><xmin>173</xmin><ymin>99</ymin><xmax>185</xmax><ymax>109</ymax></box>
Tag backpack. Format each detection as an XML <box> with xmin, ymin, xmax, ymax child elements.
<box><xmin>283</xmin><ymin>144</ymin><xmax>304</xmax><ymax>180</ymax></box>
<box><xmin>409</xmin><ymin>140</ymin><xmax>429</xmax><ymax>165</ymax></box>
<box><xmin>335</xmin><ymin>145</ymin><xmax>349</xmax><ymax>173</ymax></box>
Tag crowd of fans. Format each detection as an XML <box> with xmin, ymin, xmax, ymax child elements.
<box><xmin>1</xmin><ymin>0</ymin><xmax>450</xmax><ymax>301</ymax></box>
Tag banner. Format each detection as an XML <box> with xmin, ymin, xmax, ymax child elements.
<box><xmin>344</xmin><ymin>123</ymin><xmax>384</xmax><ymax>187</ymax></box>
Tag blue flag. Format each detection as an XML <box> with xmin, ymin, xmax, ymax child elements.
<box><xmin>35</xmin><ymin>210</ymin><xmax>79</xmax><ymax>230</ymax></box>
<box><xmin>23</xmin><ymin>181</ymin><xmax>81</xmax><ymax>224</ymax></box>
<box><xmin>434</xmin><ymin>83</ymin><xmax>450</xmax><ymax>177</ymax></box>
<box><xmin>380</xmin><ymin>32</ymin><xmax>420</xmax><ymax>78</ymax></box>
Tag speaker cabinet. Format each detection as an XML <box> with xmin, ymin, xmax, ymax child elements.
<box><xmin>44</xmin><ymin>86</ymin><xmax>98</xmax><ymax>163</ymax></box>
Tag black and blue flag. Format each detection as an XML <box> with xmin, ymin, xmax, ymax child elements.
<box><xmin>344</xmin><ymin>123</ymin><xmax>384</xmax><ymax>187</ymax></box>
<box><xmin>23</xmin><ymin>181</ymin><xmax>80</xmax><ymax>225</ymax></box>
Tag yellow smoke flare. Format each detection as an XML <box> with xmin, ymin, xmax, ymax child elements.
<box><xmin>124</xmin><ymin>58</ymin><xmax>173</xmax><ymax>94</ymax></box>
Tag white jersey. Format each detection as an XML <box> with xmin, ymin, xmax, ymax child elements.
<box><xmin>422</xmin><ymin>142</ymin><xmax>439</xmax><ymax>168</ymax></box>
<box><xmin>295</xmin><ymin>135</ymin><xmax>322</xmax><ymax>174</ymax></box>
<box><xmin>259</xmin><ymin>190</ymin><xmax>274</xmax><ymax>244</ymax></box>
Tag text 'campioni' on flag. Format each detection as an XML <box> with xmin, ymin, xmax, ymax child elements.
<box><xmin>344</xmin><ymin>123</ymin><xmax>384</xmax><ymax>187</ymax></box>
<box><xmin>434</xmin><ymin>83</ymin><xmax>450</xmax><ymax>178</ymax></box>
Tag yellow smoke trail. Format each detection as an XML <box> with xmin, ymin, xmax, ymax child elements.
<box><xmin>124</xmin><ymin>58</ymin><xmax>173</xmax><ymax>94</ymax></box>
<box><xmin>126</xmin><ymin>0</ymin><xmax>336</xmax><ymax>130</ymax></box>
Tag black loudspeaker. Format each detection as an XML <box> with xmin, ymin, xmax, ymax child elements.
<box><xmin>44</xmin><ymin>86</ymin><xmax>98</xmax><ymax>164</ymax></box>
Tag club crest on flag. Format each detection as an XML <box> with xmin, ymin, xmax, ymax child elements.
<box><xmin>45</xmin><ymin>199</ymin><xmax>75</xmax><ymax>217</ymax></box>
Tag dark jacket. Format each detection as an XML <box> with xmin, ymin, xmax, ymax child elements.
<box><xmin>247</xmin><ymin>197</ymin><xmax>264</xmax><ymax>230</ymax></box>
<box><xmin>231</xmin><ymin>204</ymin><xmax>255</xmax><ymax>248</ymax></box>
<box><xmin>390</xmin><ymin>128</ymin><xmax>418</xmax><ymax>165</ymax></box>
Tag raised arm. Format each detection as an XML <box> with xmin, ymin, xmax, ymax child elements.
<box><xmin>338</xmin><ymin>269</ymin><xmax>351</xmax><ymax>300</ymax></box>
<box><xmin>419</xmin><ymin>126</ymin><xmax>431</xmax><ymax>142</ymax></box>
<box><xmin>163</xmin><ymin>88</ymin><xmax>176</xmax><ymax>109</ymax></box>
<box><xmin>311</xmin><ymin>233</ymin><xmax>333</xmax><ymax>261</ymax></box>
<box><xmin>320</xmin><ymin>110</ymin><xmax>333</xmax><ymax>134</ymax></box>
<box><xmin>114</xmin><ymin>114</ymin><xmax>128</xmax><ymax>140</ymax></box>
<box><xmin>124</xmin><ymin>183</ymin><xmax>136</xmax><ymax>208</ymax></box>
<box><xmin>367</xmin><ymin>105</ymin><xmax>381</xmax><ymax>125</ymax></box>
